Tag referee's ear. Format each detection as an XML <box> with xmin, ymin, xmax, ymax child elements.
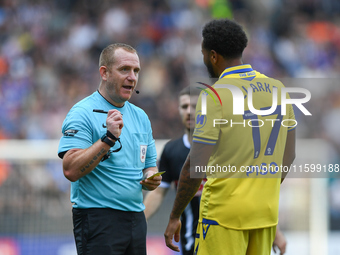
<box><xmin>99</xmin><ymin>66</ymin><xmax>109</xmax><ymax>81</ymax></box>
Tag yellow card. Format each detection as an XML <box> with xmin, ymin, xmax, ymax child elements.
<box><xmin>147</xmin><ymin>171</ymin><xmax>166</xmax><ymax>179</ymax></box>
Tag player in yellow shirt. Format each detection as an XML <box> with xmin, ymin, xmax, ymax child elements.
<box><xmin>164</xmin><ymin>19</ymin><xmax>296</xmax><ymax>255</ymax></box>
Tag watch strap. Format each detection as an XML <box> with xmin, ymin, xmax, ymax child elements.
<box><xmin>100</xmin><ymin>131</ymin><xmax>122</xmax><ymax>162</ymax></box>
<box><xmin>107</xmin><ymin>130</ymin><xmax>119</xmax><ymax>141</ymax></box>
<box><xmin>101</xmin><ymin>134</ymin><xmax>115</xmax><ymax>147</ymax></box>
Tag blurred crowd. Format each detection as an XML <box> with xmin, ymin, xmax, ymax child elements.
<box><xmin>0</xmin><ymin>0</ymin><xmax>339</xmax><ymax>140</ymax></box>
<box><xmin>1</xmin><ymin>0</ymin><xmax>340</xmax><ymax>233</ymax></box>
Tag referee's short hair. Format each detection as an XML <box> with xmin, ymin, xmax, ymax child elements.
<box><xmin>99</xmin><ymin>43</ymin><xmax>137</xmax><ymax>69</ymax></box>
<box><xmin>202</xmin><ymin>19</ymin><xmax>248</xmax><ymax>59</ymax></box>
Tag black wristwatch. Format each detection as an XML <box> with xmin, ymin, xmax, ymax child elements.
<box><xmin>100</xmin><ymin>131</ymin><xmax>122</xmax><ymax>161</ymax></box>
<box><xmin>101</xmin><ymin>133</ymin><xmax>115</xmax><ymax>147</ymax></box>
<box><xmin>106</xmin><ymin>130</ymin><xmax>119</xmax><ymax>141</ymax></box>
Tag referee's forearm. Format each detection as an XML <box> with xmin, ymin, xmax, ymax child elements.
<box><xmin>63</xmin><ymin>139</ymin><xmax>110</xmax><ymax>182</ymax></box>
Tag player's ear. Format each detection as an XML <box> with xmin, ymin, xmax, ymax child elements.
<box><xmin>99</xmin><ymin>66</ymin><xmax>108</xmax><ymax>81</ymax></box>
<box><xmin>210</xmin><ymin>50</ymin><xmax>218</xmax><ymax>65</ymax></box>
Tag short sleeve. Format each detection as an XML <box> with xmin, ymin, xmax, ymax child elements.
<box><xmin>58</xmin><ymin>106</ymin><xmax>93</xmax><ymax>158</ymax></box>
<box><xmin>192</xmin><ymin>90</ymin><xmax>222</xmax><ymax>145</ymax></box>
<box><xmin>144</xmin><ymin>117</ymin><xmax>157</xmax><ymax>168</ymax></box>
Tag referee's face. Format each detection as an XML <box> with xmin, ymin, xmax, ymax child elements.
<box><xmin>104</xmin><ymin>48</ymin><xmax>140</xmax><ymax>106</ymax></box>
<box><xmin>179</xmin><ymin>94</ymin><xmax>198</xmax><ymax>131</ymax></box>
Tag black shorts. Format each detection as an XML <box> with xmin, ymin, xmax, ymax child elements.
<box><xmin>72</xmin><ymin>208</ymin><xmax>147</xmax><ymax>255</ymax></box>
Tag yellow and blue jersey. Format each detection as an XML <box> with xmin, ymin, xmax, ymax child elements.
<box><xmin>193</xmin><ymin>64</ymin><xmax>295</xmax><ymax>230</ymax></box>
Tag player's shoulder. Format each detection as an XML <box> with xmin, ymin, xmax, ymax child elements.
<box><xmin>254</xmin><ymin>70</ymin><xmax>286</xmax><ymax>86</ymax></box>
<box><xmin>254</xmin><ymin>70</ymin><xmax>269</xmax><ymax>78</ymax></box>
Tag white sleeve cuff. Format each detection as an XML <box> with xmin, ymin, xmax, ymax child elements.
<box><xmin>159</xmin><ymin>181</ymin><xmax>171</xmax><ymax>189</ymax></box>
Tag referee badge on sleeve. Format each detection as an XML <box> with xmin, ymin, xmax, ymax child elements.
<box><xmin>140</xmin><ymin>145</ymin><xmax>147</xmax><ymax>163</ymax></box>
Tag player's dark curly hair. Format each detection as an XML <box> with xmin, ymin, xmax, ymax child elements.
<box><xmin>202</xmin><ymin>19</ymin><xmax>248</xmax><ymax>59</ymax></box>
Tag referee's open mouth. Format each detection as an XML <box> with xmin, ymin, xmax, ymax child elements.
<box><xmin>122</xmin><ymin>85</ymin><xmax>133</xmax><ymax>91</ymax></box>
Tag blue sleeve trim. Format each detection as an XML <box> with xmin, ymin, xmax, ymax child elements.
<box><xmin>193</xmin><ymin>140</ymin><xmax>216</xmax><ymax>145</ymax></box>
<box><xmin>193</xmin><ymin>136</ymin><xmax>217</xmax><ymax>142</ymax></box>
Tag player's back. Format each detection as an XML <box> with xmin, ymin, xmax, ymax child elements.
<box><xmin>194</xmin><ymin>67</ymin><xmax>295</xmax><ymax>230</ymax></box>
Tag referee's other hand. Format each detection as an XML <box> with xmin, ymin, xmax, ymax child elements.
<box><xmin>140</xmin><ymin>173</ymin><xmax>161</xmax><ymax>191</ymax></box>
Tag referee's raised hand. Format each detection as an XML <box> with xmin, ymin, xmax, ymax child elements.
<box><xmin>106</xmin><ymin>109</ymin><xmax>124</xmax><ymax>138</ymax></box>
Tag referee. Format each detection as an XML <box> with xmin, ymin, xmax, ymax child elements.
<box><xmin>58</xmin><ymin>43</ymin><xmax>161</xmax><ymax>255</ymax></box>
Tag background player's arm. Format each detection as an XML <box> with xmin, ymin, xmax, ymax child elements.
<box><xmin>144</xmin><ymin>187</ymin><xmax>169</xmax><ymax>220</ymax></box>
<box><xmin>281</xmin><ymin>129</ymin><xmax>296</xmax><ymax>183</ymax></box>
<box><xmin>164</xmin><ymin>142</ymin><xmax>213</xmax><ymax>252</ymax></box>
